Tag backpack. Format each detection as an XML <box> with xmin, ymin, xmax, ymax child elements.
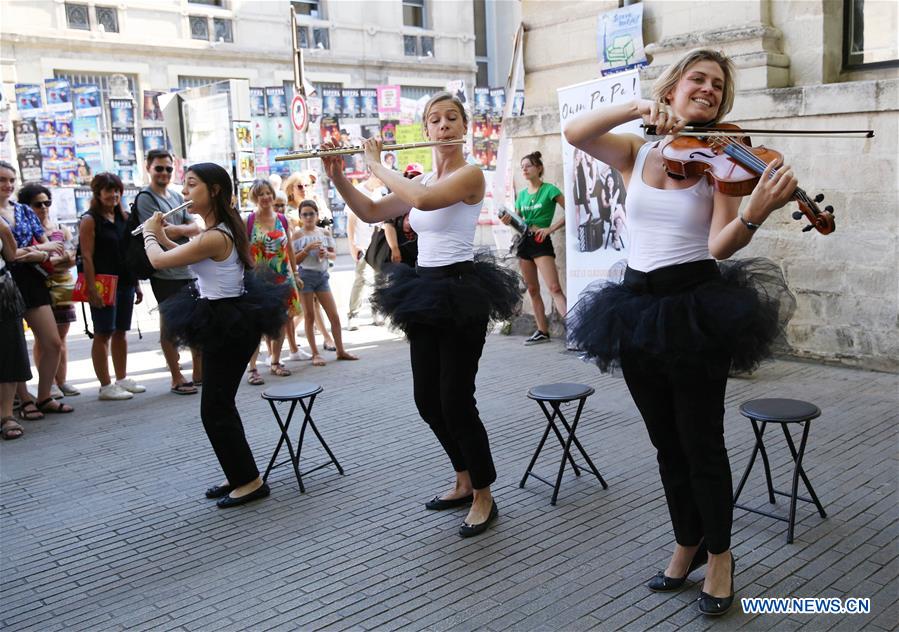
<box><xmin>124</xmin><ymin>191</ymin><xmax>160</xmax><ymax>281</ymax></box>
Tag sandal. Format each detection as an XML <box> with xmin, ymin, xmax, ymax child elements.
<box><xmin>311</xmin><ymin>355</ymin><xmax>327</xmax><ymax>367</ymax></box>
<box><xmin>336</xmin><ymin>352</ymin><xmax>359</xmax><ymax>361</ymax></box>
<box><xmin>18</xmin><ymin>401</ymin><xmax>44</xmax><ymax>421</ymax></box>
<box><xmin>170</xmin><ymin>382</ymin><xmax>199</xmax><ymax>395</ymax></box>
<box><xmin>270</xmin><ymin>363</ymin><xmax>292</xmax><ymax>377</ymax></box>
<box><xmin>37</xmin><ymin>398</ymin><xmax>74</xmax><ymax>414</ymax></box>
<box><xmin>247</xmin><ymin>369</ymin><xmax>265</xmax><ymax>385</ymax></box>
<box><xmin>323</xmin><ymin>342</ymin><xmax>337</xmax><ymax>351</ymax></box>
<box><xmin>1</xmin><ymin>417</ymin><xmax>24</xmax><ymax>440</ymax></box>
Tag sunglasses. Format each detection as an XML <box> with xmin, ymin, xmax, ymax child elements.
<box><xmin>32</xmin><ymin>200</ymin><xmax>52</xmax><ymax>208</ymax></box>
<box><xmin>300</xmin><ymin>212</ymin><xmax>316</xmax><ymax>217</ymax></box>
<box><xmin>274</xmin><ymin>203</ymin><xmax>286</xmax><ymax>208</ymax></box>
<box><xmin>153</xmin><ymin>166</ymin><xmax>174</xmax><ymax>173</ymax></box>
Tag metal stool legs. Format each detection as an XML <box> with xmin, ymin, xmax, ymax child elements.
<box><xmin>733</xmin><ymin>417</ymin><xmax>826</xmax><ymax>543</ymax></box>
<box><xmin>262</xmin><ymin>393</ymin><xmax>343</xmax><ymax>493</ymax></box>
<box><xmin>520</xmin><ymin>397</ymin><xmax>608</xmax><ymax>505</ymax></box>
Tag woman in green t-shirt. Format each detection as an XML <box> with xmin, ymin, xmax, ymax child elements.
<box><xmin>501</xmin><ymin>151</ymin><xmax>567</xmax><ymax>345</ymax></box>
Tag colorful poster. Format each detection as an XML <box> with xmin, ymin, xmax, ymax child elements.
<box><xmin>394</xmin><ymin>123</ymin><xmax>431</xmax><ymax>173</ymax></box>
<box><xmin>142</xmin><ymin>90</ymin><xmax>165</xmax><ymax>122</ymax></box>
<box><xmin>109</xmin><ymin>98</ymin><xmax>135</xmax><ymax>131</ymax></box>
<box><xmin>474</xmin><ymin>87</ymin><xmax>491</xmax><ymax>114</ymax></box>
<box><xmin>45</xmin><ymin>79</ymin><xmax>72</xmax><ymax>114</ymax></box>
<box><xmin>320</xmin><ymin>115</ymin><xmax>340</xmax><ymax>145</ymax></box>
<box><xmin>252</xmin><ymin>117</ymin><xmax>267</xmax><ymax>147</ymax></box>
<box><xmin>141</xmin><ymin>127</ymin><xmax>167</xmax><ymax>153</ymax></box>
<box><xmin>376</xmin><ymin>85</ymin><xmax>401</xmax><ymax>116</ymax></box>
<box><xmin>113</xmin><ymin>132</ymin><xmax>137</xmax><ymax>164</ymax></box>
<box><xmin>558</xmin><ymin>71</ymin><xmax>640</xmax><ymax>303</ymax></box>
<box><xmin>266</xmin><ymin>149</ymin><xmax>293</xmax><ymax>177</ymax></box>
<box><xmin>598</xmin><ymin>3</ymin><xmax>648</xmax><ymax>75</ymax></box>
<box><xmin>74</xmin><ymin>116</ymin><xmax>101</xmax><ymax>147</ymax></box>
<box><xmin>359</xmin><ymin>89</ymin><xmax>378</xmax><ymax>119</ymax></box>
<box><xmin>56</xmin><ymin>138</ymin><xmax>76</xmax><ymax>161</ymax></box>
<box><xmin>74</xmin><ymin>150</ymin><xmax>99</xmax><ymax>185</ymax></box>
<box><xmin>54</xmin><ymin>116</ymin><xmax>74</xmax><ymax>140</ymax></box>
<box><xmin>43</xmin><ymin>162</ymin><xmax>61</xmax><ymax>187</ymax></box>
<box><xmin>15</xmin><ymin>84</ymin><xmax>43</xmax><ymax>118</ymax></box>
<box><xmin>73</xmin><ymin>85</ymin><xmax>102</xmax><ymax>117</ymax></box>
<box><xmin>37</xmin><ymin>115</ymin><xmax>57</xmax><ymax>145</ymax></box>
<box><xmin>60</xmin><ymin>160</ymin><xmax>79</xmax><ymax>186</ymax></box>
<box><xmin>74</xmin><ymin>187</ymin><xmax>93</xmax><ymax>217</ymax></box>
<box><xmin>249</xmin><ymin>88</ymin><xmax>266</xmax><ymax>117</ymax></box>
<box><xmin>267</xmin><ymin>117</ymin><xmax>291</xmax><ymax>149</ymax></box>
<box><xmin>341</xmin><ymin>89</ymin><xmax>361</xmax><ymax>119</ymax></box>
<box><xmin>322</xmin><ymin>88</ymin><xmax>342</xmax><ymax>118</ymax></box>
<box><xmin>490</xmin><ymin>88</ymin><xmax>506</xmax><ymax>117</ymax></box>
<box><xmin>379</xmin><ymin>119</ymin><xmax>398</xmax><ymax>144</ymax></box>
<box><xmin>233</xmin><ymin>121</ymin><xmax>253</xmax><ymax>152</ymax></box>
<box><xmin>0</xmin><ymin>109</ymin><xmax>12</xmax><ymax>163</ymax></box>
<box><xmin>237</xmin><ymin>153</ymin><xmax>256</xmax><ymax>181</ymax></box>
<box><xmin>265</xmin><ymin>87</ymin><xmax>287</xmax><ymax>117</ymax></box>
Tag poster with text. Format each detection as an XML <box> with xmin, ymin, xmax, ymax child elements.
<box><xmin>73</xmin><ymin>85</ymin><xmax>102</xmax><ymax>117</ymax></box>
<box><xmin>142</xmin><ymin>90</ymin><xmax>165</xmax><ymax>122</ymax></box>
<box><xmin>15</xmin><ymin>84</ymin><xmax>43</xmax><ymax>118</ymax></box>
<box><xmin>17</xmin><ymin>147</ymin><xmax>43</xmax><ymax>182</ymax></box>
<box><xmin>108</xmin><ymin>99</ymin><xmax>135</xmax><ymax>131</ymax></box>
<box><xmin>394</xmin><ymin>124</ymin><xmax>431</xmax><ymax>173</ymax></box>
<box><xmin>74</xmin><ymin>188</ymin><xmax>93</xmax><ymax>217</ymax></box>
<box><xmin>341</xmin><ymin>89</ymin><xmax>361</xmax><ymax>119</ymax></box>
<box><xmin>558</xmin><ymin>71</ymin><xmax>640</xmax><ymax>304</ymax></box>
<box><xmin>141</xmin><ymin>127</ymin><xmax>167</xmax><ymax>153</ymax></box>
<box><xmin>249</xmin><ymin>88</ymin><xmax>266</xmax><ymax>117</ymax></box>
<box><xmin>359</xmin><ymin>89</ymin><xmax>378</xmax><ymax>119</ymax></box>
<box><xmin>113</xmin><ymin>132</ymin><xmax>137</xmax><ymax>164</ymax></box>
<box><xmin>474</xmin><ymin>87</ymin><xmax>490</xmax><ymax>115</ymax></box>
<box><xmin>376</xmin><ymin>85</ymin><xmax>401</xmax><ymax>117</ymax></box>
<box><xmin>322</xmin><ymin>88</ymin><xmax>342</xmax><ymax>118</ymax></box>
<box><xmin>265</xmin><ymin>87</ymin><xmax>287</xmax><ymax>117</ymax></box>
<box><xmin>598</xmin><ymin>3</ymin><xmax>648</xmax><ymax>75</ymax></box>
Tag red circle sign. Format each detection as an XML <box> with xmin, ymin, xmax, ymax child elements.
<box><xmin>290</xmin><ymin>94</ymin><xmax>308</xmax><ymax>132</ymax></box>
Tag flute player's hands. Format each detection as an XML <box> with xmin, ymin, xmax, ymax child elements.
<box><xmin>361</xmin><ymin>137</ymin><xmax>383</xmax><ymax>171</ymax></box>
<box><xmin>320</xmin><ymin>142</ymin><xmax>344</xmax><ymax>181</ymax></box>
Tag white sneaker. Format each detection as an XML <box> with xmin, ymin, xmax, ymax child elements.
<box><xmin>116</xmin><ymin>378</ymin><xmax>146</xmax><ymax>394</ymax></box>
<box><xmin>59</xmin><ymin>382</ymin><xmax>81</xmax><ymax>396</ymax></box>
<box><xmin>99</xmin><ymin>383</ymin><xmax>133</xmax><ymax>400</ymax></box>
<box><xmin>346</xmin><ymin>317</ymin><xmax>358</xmax><ymax>331</ymax></box>
<box><xmin>49</xmin><ymin>384</ymin><xmax>65</xmax><ymax>400</ymax></box>
<box><xmin>288</xmin><ymin>349</ymin><xmax>313</xmax><ymax>361</ymax></box>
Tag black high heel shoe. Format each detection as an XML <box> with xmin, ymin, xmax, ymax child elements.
<box><xmin>698</xmin><ymin>552</ymin><xmax>735</xmax><ymax>616</ymax></box>
<box><xmin>647</xmin><ymin>541</ymin><xmax>709</xmax><ymax>592</ymax></box>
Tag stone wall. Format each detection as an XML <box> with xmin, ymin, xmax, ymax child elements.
<box><xmin>509</xmin><ymin>0</ymin><xmax>898</xmax><ymax>371</ymax></box>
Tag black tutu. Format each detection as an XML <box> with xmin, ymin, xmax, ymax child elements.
<box><xmin>566</xmin><ymin>258</ymin><xmax>795</xmax><ymax>373</ymax></box>
<box><xmin>371</xmin><ymin>251</ymin><xmax>522</xmax><ymax>332</ymax></box>
<box><xmin>160</xmin><ymin>271</ymin><xmax>290</xmax><ymax>351</ymax></box>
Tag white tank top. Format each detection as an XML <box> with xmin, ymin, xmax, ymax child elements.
<box><xmin>409</xmin><ymin>171</ymin><xmax>484</xmax><ymax>267</ymax></box>
<box><xmin>189</xmin><ymin>224</ymin><xmax>245</xmax><ymax>299</ymax></box>
<box><xmin>625</xmin><ymin>142</ymin><xmax>715</xmax><ymax>273</ymax></box>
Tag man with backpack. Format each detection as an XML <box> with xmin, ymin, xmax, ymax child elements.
<box><xmin>132</xmin><ymin>149</ymin><xmax>202</xmax><ymax>395</ymax></box>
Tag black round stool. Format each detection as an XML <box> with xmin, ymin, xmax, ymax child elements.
<box><xmin>732</xmin><ymin>398</ymin><xmax>827</xmax><ymax>543</ymax></box>
<box><xmin>261</xmin><ymin>382</ymin><xmax>344</xmax><ymax>493</ymax></box>
<box><xmin>519</xmin><ymin>383</ymin><xmax>608</xmax><ymax>505</ymax></box>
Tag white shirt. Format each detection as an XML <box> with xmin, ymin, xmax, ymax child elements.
<box><xmin>188</xmin><ymin>225</ymin><xmax>245</xmax><ymax>299</ymax></box>
<box><xmin>625</xmin><ymin>142</ymin><xmax>715</xmax><ymax>273</ymax></box>
<box><xmin>345</xmin><ymin>184</ymin><xmax>382</xmax><ymax>251</ymax></box>
<box><xmin>409</xmin><ymin>171</ymin><xmax>484</xmax><ymax>267</ymax></box>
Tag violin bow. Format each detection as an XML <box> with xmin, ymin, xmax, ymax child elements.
<box><xmin>642</xmin><ymin>125</ymin><xmax>874</xmax><ymax>139</ymax></box>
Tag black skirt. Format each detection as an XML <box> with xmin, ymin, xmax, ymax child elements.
<box><xmin>566</xmin><ymin>258</ymin><xmax>795</xmax><ymax>373</ymax></box>
<box><xmin>160</xmin><ymin>271</ymin><xmax>289</xmax><ymax>351</ymax></box>
<box><xmin>371</xmin><ymin>252</ymin><xmax>522</xmax><ymax>333</ymax></box>
<box><xmin>9</xmin><ymin>263</ymin><xmax>51</xmax><ymax>309</ymax></box>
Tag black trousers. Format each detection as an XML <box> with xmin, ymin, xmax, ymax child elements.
<box><xmin>621</xmin><ymin>349</ymin><xmax>733</xmax><ymax>554</ymax></box>
<box><xmin>200</xmin><ymin>328</ymin><xmax>261</xmax><ymax>487</ymax></box>
<box><xmin>408</xmin><ymin>317</ymin><xmax>497</xmax><ymax>489</ymax></box>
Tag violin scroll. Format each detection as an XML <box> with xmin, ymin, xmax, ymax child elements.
<box><xmin>794</xmin><ymin>190</ymin><xmax>835</xmax><ymax>235</ymax></box>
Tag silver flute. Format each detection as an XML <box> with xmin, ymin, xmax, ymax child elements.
<box><xmin>131</xmin><ymin>200</ymin><xmax>194</xmax><ymax>236</ymax></box>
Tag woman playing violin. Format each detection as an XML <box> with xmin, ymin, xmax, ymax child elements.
<box><xmin>565</xmin><ymin>48</ymin><xmax>797</xmax><ymax>616</ymax></box>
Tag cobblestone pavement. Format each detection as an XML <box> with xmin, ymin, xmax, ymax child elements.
<box><xmin>1</xmin><ymin>286</ymin><xmax>896</xmax><ymax>630</ymax></box>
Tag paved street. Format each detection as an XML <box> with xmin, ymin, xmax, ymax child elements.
<box><xmin>1</xmin><ymin>261</ymin><xmax>897</xmax><ymax>631</ymax></box>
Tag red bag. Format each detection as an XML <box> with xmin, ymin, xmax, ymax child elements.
<box><xmin>72</xmin><ymin>273</ymin><xmax>118</xmax><ymax>306</ymax></box>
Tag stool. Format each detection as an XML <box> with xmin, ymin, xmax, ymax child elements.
<box><xmin>519</xmin><ymin>383</ymin><xmax>608</xmax><ymax>505</ymax></box>
<box><xmin>261</xmin><ymin>382</ymin><xmax>344</xmax><ymax>493</ymax></box>
<box><xmin>732</xmin><ymin>398</ymin><xmax>827</xmax><ymax>543</ymax></box>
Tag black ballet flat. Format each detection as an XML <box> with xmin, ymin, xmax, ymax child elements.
<box><xmin>425</xmin><ymin>494</ymin><xmax>473</xmax><ymax>510</ymax></box>
<box><xmin>459</xmin><ymin>500</ymin><xmax>498</xmax><ymax>538</ymax></box>
<box><xmin>204</xmin><ymin>484</ymin><xmax>234</xmax><ymax>499</ymax></box>
<box><xmin>698</xmin><ymin>552</ymin><xmax>735</xmax><ymax>616</ymax></box>
<box><xmin>647</xmin><ymin>542</ymin><xmax>709</xmax><ymax>592</ymax></box>
<box><xmin>216</xmin><ymin>483</ymin><xmax>270</xmax><ymax>508</ymax></box>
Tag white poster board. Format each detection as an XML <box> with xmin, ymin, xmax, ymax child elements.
<box><xmin>558</xmin><ymin>71</ymin><xmax>641</xmax><ymax>304</ymax></box>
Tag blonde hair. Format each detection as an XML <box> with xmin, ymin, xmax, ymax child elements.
<box><xmin>651</xmin><ymin>48</ymin><xmax>736</xmax><ymax>125</ymax></box>
<box><xmin>248</xmin><ymin>178</ymin><xmax>275</xmax><ymax>204</ymax></box>
<box><xmin>283</xmin><ymin>172</ymin><xmax>306</xmax><ymax>206</ymax></box>
<box><xmin>421</xmin><ymin>91</ymin><xmax>469</xmax><ymax>137</ymax></box>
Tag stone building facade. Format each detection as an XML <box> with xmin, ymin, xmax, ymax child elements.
<box><xmin>505</xmin><ymin>0</ymin><xmax>897</xmax><ymax>371</ymax></box>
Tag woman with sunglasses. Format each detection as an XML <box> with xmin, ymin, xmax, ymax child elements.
<box><xmin>17</xmin><ymin>183</ymin><xmax>79</xmax><ymax>398</ymax></box>
<box><xmin>0</xmin><ymin>160</ymin><xmax>71</xmax><ymax>418</ymax></box>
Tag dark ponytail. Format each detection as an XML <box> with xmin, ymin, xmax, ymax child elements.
<box><xmin>186</xmin><ymin>163</ymin><xmax>253</xmax><ymax>269</ymax></box>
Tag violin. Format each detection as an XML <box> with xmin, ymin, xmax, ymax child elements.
<box><xmin>650</xmin><ymin>123</ymin><xmax>840</xmax><ymax>234</ymax></box>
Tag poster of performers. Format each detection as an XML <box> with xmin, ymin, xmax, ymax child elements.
<box><xmin>557</xmin><ymin>70</ymin><xmax>640</xmax><ymax>304</ymax></box>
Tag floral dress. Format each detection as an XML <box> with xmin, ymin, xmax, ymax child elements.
<box><xmin>248</xmin><ymin>212</ymin><xmax>301</xmax><ymax>316</ymax></box>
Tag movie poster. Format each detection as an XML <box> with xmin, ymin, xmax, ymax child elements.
<box><xmin>113</xmin><ymin>132</ymin><xmax>137</xmax><ymax>164</ymax></box>
<box><xmin>141</xmin><ymin>128</ymin><xmax>166</xmax><ymax>153</ymax></box>
<box><xmin>249</xmin><ymin>88</ymin><xmax>266</xmax><ymax>117</ymax></box>
<box><xmin>341</xmin><ymin>89</ymin><xmax>361</xmax><ymax>119</ymax></box>
<box><xmin>109</xmin><ymin>98</ymin><xmax>135</xmax><ymax>131</ymax></box>
<box><xmin>320</xmin><ymin>115</ymin><xmax>340</xmax><ymax>145</ymax></box>
<box><xmin>359</xmin><ymin>89</ymin><xmax>378</xmax><ymax>119</ymax></box>
<box><xmin>17</xmin><ymin>147</ymin><xmax>43</xmax><ymax>182</ymax></box>
<box><xmin>265</xmin><ymin>87</ymin><xmax>287</xmax><ymax>117</ymax></box>
<box><xmin>322</xmin><ymin>88</ymin><xmax>342</xmax><ymax>118</ymax></box>
<box><xmin>474</xmin><ymin>87</ymin><xmax>491</xmax><ymax>115</ymax></box>
<box><xmin>45</xmin><ymin>79</ymin><xmax>72</xmax><ymax>114</ymax></box>
<box><xmin>15</xmin><ymin>84</ymin><xmax>43</xmax><ymax>118</ymax></box>
<box><xmin>142</xmin><ymin>90</ymin><xmax>165</xmax><ymax>122</ymax></box>
<box><xmin>74</xmin><ymin>188</ymin><xmax>93</xmax><ymax>217</ymax></box>
<box><xmin>73</xmin><ymin>85</ymin><xmax>102</xmax><ymax>117</ymax></box>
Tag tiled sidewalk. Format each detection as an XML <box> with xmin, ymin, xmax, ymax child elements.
<box><xmin>1</xmin><ymin>330</ymin><xmax>896</xmax><ymax>631</ymax></box>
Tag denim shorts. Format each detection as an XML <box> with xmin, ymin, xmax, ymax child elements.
<box><xmin>299</xmin><ymin>268</ymin><xmax>331</xmax><ymax>293</ymax></box>
<box><xmin>90</xmin><ymin>286</ymin><xmax>136</xmax><ymax>334</ymax></box>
